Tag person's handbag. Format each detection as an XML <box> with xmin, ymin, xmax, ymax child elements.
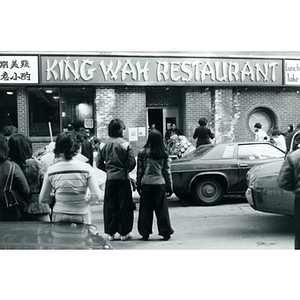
<box><xmin>3</xmin><ymin>162</ymin><xmax>27</xmax><ymax>209</ymax></box>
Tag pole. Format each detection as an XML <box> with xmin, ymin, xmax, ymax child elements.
<box><xmin>48</xmin><ymin>122</ymin><xmax>53</xmax><ymax>142</ymax></box>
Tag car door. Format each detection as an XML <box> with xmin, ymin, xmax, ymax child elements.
<box><xmin>237</xmin><ymin>143</ymin><xmax>285</xmax><ymax>191</ymax></box>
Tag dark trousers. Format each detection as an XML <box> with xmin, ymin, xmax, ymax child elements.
<box><xmin>138</xmin><ymin>184</ymin><xmax>174</xmax><ymax>238</ymax></box>
<box><xmin>294</xmin><ymin>197</ymin><xmax>300</xmax><ymax>249</ymax></box>
<box><xmin>103</xmin><ymin>179</ymin><xmax>133</xmax><ymax>236</ymax></box>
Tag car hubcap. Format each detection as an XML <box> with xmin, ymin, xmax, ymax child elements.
<box><xmin>202</xmin><ymin>184</ymin><xmax>216</xmax><ymax>197</ymax></box>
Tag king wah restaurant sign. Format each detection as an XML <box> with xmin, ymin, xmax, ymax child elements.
<box><xmin>41</xmin><ymin>56</ymin><xmax>283</xmax><ymax>86</ymax></box>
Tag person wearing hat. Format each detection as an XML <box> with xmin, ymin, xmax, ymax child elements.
<box><xmin>254</xmin><ymin>122</ymin><xmax>270</xmax><ymax>142</ymax></box>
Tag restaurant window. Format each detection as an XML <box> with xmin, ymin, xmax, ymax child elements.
<box><xmin>28</xmin><ymin>87</ymin><xmax>60</xmax><ymax>136</ymax></box>
<box><xmin>0</xmin><ymin>89</ymin><xmax>18</xmax><ymax>132</ymax></box>
<box><xmin>28</xmin><ymin>87</ymin><xmax>94</xmax><ymax>137</ymax></box>
<box><xmin>60</xmin><ymin>87</ymin><xmax>94</xmax><ymax>132</ymax></box>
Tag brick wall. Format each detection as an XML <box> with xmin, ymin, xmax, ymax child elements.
<box><xmin>16</xmin><ymin>85</ymin><xmax>300</xmax><ymax>154</ymax></box>
<box><xmin>214</xmin><ymin>88</ymin><xmax>239</xmax><ymax>143</ymax></box>
<box><xmin>95</xmin><ymin>87</ymin><xmax>147</xmax><ymax>156</ymax></box>
<box><xmin>17</xmin><ymin>87</ymin><xmax>28</xmax><ymax>136</ymax></box>
<box><xmin>184</xmin><ymin>87</ymin><xmax>214</xmax><ymax>147</ymax></box>
<box><xmin>234</xmin><ymin>87</ymin><xmax>300</xmax><ymax>142</ymax></box>
<box><xmin>146</xmin><ymin>86</ymin><xmax>183</xmax><ymax>107</ymax></box>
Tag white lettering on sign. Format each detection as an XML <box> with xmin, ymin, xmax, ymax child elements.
<box><xmin>157</xmin><ymin>60</ymin><xmax>278</xmax><ymax>83</ymax></box>
<box><xmin>99</xmin><ymin>59</ymin><xmax>149</xmax><ymax>81</ymax></box>
<box><xmin>46</xmin><ymin>58</ymin><xmax>96</xmax><ymax>81</ymax></box>
<box><xmin>43</xmin><ymin>56</ymin><xmax>282</xmax><ymax>85</ymax></box>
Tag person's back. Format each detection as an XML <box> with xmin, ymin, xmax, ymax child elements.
<box><xmin>96</xmin><ymin>118</ymin><xmax>136</xmax><ymax>241</ymax></box>
<box><xmin>193</xmin><ymin>117</ymin><xmax>214</xmax><ymax>147</ymax></box>
<box><xmin>138</xmin><ymin>147</ymin><xmax>171</xmax><ymax>187</ymax></box>
<box><xmin>193</xmin><ymin>126</ymin><xmax>214</xmax><ymax>147</ymax></box>
<box><xmin>97</xmin><ymin>136</ymin><xmax>136</xmax><ymax>180</ymax></box>
<box><xmin>0</xmin><ymin>134</ymin><xmax>30</xmax><ymax>221</ymax></box>
<box><xmin>136</xmin><ymin>129</ymin><xmax>174</xmax><ymax>241</ymax></box>
<box><xmin>8</xmin><ymin>133</ymin><xmax>50</xmax><ymax>220</ymax></box>
<box><xmin>39</xmin><ymin>131</ymin><xmax>102</xmax><ymax>224</ymax></box>
<box><xmin>46</xmin><ymin>158</ymin><xmax>94</xmax><ymax>214</ymax></box>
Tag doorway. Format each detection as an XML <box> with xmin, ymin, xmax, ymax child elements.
<box><xmin>147</xmin><ymin>108</ymin><xmax>180</xmax><ymax>138</ymax></box>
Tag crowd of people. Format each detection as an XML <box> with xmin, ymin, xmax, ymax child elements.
<box><xmin>1</xmin><ymin>118</ymin><xmax>300</xmax><ymax>245</ymax></box>
<box><xmin>0</xmin><ymin>121</ymin><xmax>175</xmax><ymax>242</ymax></box>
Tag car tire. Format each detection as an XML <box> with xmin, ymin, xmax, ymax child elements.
<box><xmin>192</xmin><ymin>178</ymin><xmax>224</xmax><ymax>206</ymax></box>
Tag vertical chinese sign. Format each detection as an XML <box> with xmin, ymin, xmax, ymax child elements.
<box><xmin>0</xmin><ymin>56</ymin><xmax>38</xmax><ymax>84</ymax></box>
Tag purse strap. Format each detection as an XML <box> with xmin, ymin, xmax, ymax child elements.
<box><xmin>4</xmin><ymin>162</ymin><xmax>15</xmax><ymax>191</ymax></box>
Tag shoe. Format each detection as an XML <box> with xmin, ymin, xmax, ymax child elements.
<box><xmin>142</xmin><ymin>235</ymin><xmax>149</xmax><ymax>241</ymax></box>
<box><xmin>162</xmin><ymin>235</ymin><xmax>171</xmax><ymax>241</ymax></box>
<box><xmin>120</xmin><ymin>233</ymin><xmax>132</xmax><ymax>241</ymax></box>
<box><xmin>107</xmin><ymin>235</ymin><xmax>114</xmax><ymax>241</ymax></box>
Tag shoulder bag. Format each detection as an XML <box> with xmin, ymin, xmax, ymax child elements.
<box><xmin>3</xmin><ymin>162</ymin><xmax>27</xmax><ymax>209</ymax></box>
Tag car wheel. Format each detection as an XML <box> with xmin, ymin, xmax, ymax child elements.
<box><xmin>192</xmin><ymin>178</ymin><xmax>224</xmax><ymax>206</ymax></box>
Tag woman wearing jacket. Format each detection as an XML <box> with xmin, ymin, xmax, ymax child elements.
<box><xmin>136</xmin><ymin>129</ymin><xmax>174</xmax><ymax>241</ymax></box>
<box><xmin>0</xmin><ymin>134</ymin><xmax>30</xmax><ymax>221</ymax></box>
<box><xmin>9</xmin><ymin>133</ymin><xmax>51</xmax><ymax>221</ymax></box>
<box><xmin>96</xmin><ymin>119</ymin><xmax>136</xmax><ymax>241</ymax></box>
<box><xmin>193</xmin><ymin>117</ymin><xmax>215</xmax><ymax>147</ymax></box>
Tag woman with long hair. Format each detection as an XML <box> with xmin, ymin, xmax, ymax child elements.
<box><xmin>9</xmin><ymin>133</ymin><xmax>51</xmax><ymax>221</ymax></box>
<box><xmin>39</xmin><ymin>131</ymin><xmax>102</xmax><ymax>224</ymax></box>
<box><xmin>137</xmin><ymin>129</ymin><xmax>174</xmax><ymax>241</ymax></box>
<box><xmin>0</xmin><ymin>134</ymin><xmax>29</xmax><ymax>221</ymax></box>
<box><xmin>96</xmin><ymin>119</ymin><xmax>136</xmax><ymax>241</ymax></box>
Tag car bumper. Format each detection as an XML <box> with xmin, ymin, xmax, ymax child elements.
<box><xmin>245</xmin><ymin>188</ymin><xmax>255</xmax><ymax>208</ymax></box>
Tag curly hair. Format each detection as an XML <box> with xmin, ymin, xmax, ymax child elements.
<box><xmin>54</xmin><ymin>131</ymin><xmax>81</xmax><ymax>160</ymax></box>
<box><xmin>198</xmin><ymin>117</ymin><xmax>208</xmax><ymax>126</ymax></box>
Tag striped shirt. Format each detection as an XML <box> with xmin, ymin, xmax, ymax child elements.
<box><xmin>44</xmin><ymin>158</ymin><xmax>94</xmax><ymax>214</ymax></box>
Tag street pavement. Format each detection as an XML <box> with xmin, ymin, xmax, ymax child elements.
<box><xmin>90</xmin><ymin>195</ymin><xmax>294</xmax><ymax>250</ymax></box>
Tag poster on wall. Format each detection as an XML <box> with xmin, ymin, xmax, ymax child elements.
<box><xmin>0</xmin><ymin>56</ymin><xmax>39</xmax><ymax>84</ymax></box>
<box><xmin>128</xmin><ymin>127</ymin><xmax>138</xmax><ymax>141</ymax></box>
<box><xmin>138</xmin><ymin>127</ymin><xmax>146</xmax><ymax>137</ymax></box>
<box><xmin>84</xmin><ymin>119</ymin><xmax>93</xmax><ymax>128</ymax></box>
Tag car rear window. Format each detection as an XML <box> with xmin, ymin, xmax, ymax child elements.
<box><xmin>238</xmin><ymin>143</ymin><xmax>285</xmax><ymax>160</ymax></box>
<box><xmin>184</xmin><ymin>144</ymin><xmax>234</xmax><ymax>159</ymax></box>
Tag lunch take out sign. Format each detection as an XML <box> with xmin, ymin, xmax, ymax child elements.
<box><xmin>41</xmin><ymin>56</ymin><xmax>284</xmax><ymax>86</ymax></box>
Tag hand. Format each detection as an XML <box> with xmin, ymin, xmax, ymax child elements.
<box><xmin>137</xmin><ymin>185</ymin><xmax>142</xmax><ymax>196</ymax></box>
<box><xmin>166</xmin><ymin>188</ymin><xmax>173</xmax><ymax>197</ymax></box>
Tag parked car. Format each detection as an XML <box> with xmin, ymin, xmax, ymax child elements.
<box><xmin>245</xmin><ymin>160</ymin><xmax>294</xmax><ymax>216</ymax></box>
<box><xmin>0</xmin><ymin>222</ymin><xmax>112</xmax><ymax>250</ymax></box>
<box><xmin>245</xmin><ymin>131</ymin><xmax>300</xmax><ymax>216</ymax></box>
<box><xmin>171</xmin><ymin>142</ymin><xmax>285</xmax><ymax>206</ymax></box>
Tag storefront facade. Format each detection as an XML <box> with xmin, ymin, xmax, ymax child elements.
<box><xmin>1</xmin><ymin>52</ymin><xmax>300</xmax><ymax>155</ymax></box>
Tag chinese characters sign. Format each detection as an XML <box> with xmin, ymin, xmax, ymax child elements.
<box><xmin>0</xmin><ymin>56</ymin><xmax>38</xmax><ymax>84</ymax></box>
<box><xmin>285</xmin><ymin>60</ymin><xmax>300</xmax><ymax>85</ymax></box>
<box><xmin>41</xmin><ymin>56</ymin><xmax>283</xmax><ymax>86</ymax></box>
